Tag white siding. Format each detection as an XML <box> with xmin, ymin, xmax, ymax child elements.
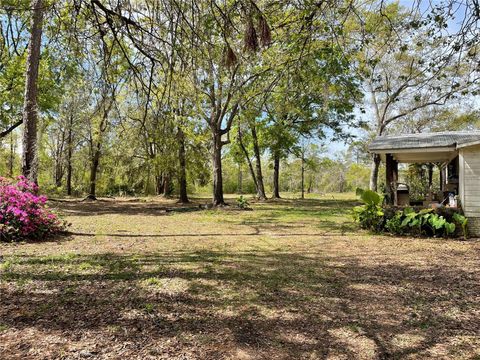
<box><xmin>460</xmin><ymin>145</ymin><xmax>480</xmax><ymax>217</ymax></box>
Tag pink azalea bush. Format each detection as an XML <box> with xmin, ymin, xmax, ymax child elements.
<box><xmin>0</xmin><ymin>176</ymin><xmax>67</xmax><ymax>241</ymax></box>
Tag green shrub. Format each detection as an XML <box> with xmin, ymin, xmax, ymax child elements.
<box><xmin>353</xmin><ymin>189</ymin><xmax>385</xmax><ymax>232</ymax></box>
<box><xmin>385</xmin><ymin>211</ymin><xmax>404</xmax><ymax>235</ymax></box>
<box><xmin>353</xmin><ymin>188</ymin><xmax>467</xmax><ymax>238</ymax></box>
<box><xmin>453</xmin><ymin>213</ymin><xmax>468</xmax><ymax>239</ymax></box>
<box><xmin>236</xmin><ymin>195</ymin><xmax>250</xmax><ymax>210</ymax></box>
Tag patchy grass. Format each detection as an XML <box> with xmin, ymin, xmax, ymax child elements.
<box><xmin>1</xmin><ymin>193</ymin><xmax>479</xmax><ymax>359</ymax></box>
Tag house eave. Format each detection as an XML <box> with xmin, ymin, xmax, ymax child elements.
<box><xmin>370</xmin><ymin>146</ymin><xmax>457</xmax><ymax>154</ymax></box>
<box><xmin>456</xmin><ymin>140</ymin><xmax>480</xmax><ymax>149</ymax></box>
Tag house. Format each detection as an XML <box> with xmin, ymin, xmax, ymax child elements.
<box><xmin>369</xmin><ymin>131</ymin><xmax>480</xmax><ymax>236</ymax></box>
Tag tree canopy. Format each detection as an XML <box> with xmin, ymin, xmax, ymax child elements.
<box><xmin>0</xmin><ymin>0</ymin><xmax>478</xmax><ymax>201</ymax></box>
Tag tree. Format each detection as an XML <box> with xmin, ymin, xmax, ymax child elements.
<box><xmin>184</xmin><ymin>1</ymin><xmax>272</xmax><ymax>206</ymax></box>
<box><xmin>235</xmin><ymin>109</ymin><xmax>268</xmax><ymax>200</ymax></box>
<box><xmin>21</xmin><ymin>0</ymin><xmax>44</xmax><ymax>183</ymax></box>
<box><xmin>352</xmin><ymin>3</ymin><xmax>479</xmax><ymax>191</ymax></box>
<box><xmin>262</xmin><ymin>44</ymin><xmax>361</xmax><ymax>198</ymax></box>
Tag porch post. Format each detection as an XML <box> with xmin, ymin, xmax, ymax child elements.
<box><xmin>427</xmin><ymin>164</ymin><xmax>434</xmax><ymax>189</ymax></box>
<box><xmin>386</xmin><ymin>154</ymin><xmax>398</xmax><ymax>205</ymax></box>
<box><xmin>438</xmin><ymin>164</ymin><xmax>444</xmax><ymax>192</ymax></box>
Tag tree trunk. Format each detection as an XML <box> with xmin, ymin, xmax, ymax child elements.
<box><xmin>66</xmin><ymin>119</ymin><xmax>73</xmax><ymax>196</ymax></box>
<box><xmin>177</xmin><ymin>127</ymin><xmax>189</xmax><ymax>203</ymax></box>
<box><xmin>154</xmin><ymin>171</ymin><xmax>162</xmax><ymax>195</ymax></box>
<box><xmin>272</xmin><ymin>151</ymin><xmax>281</xmax><ymax>199</ymax></box>
<box><xmin>21</xmin><ymin>0</ymin><xmax>44</xmax><ymax>183</ymax></box>
<box><xmin>237</xmin><ymin>164</ymin><xmax>243</xmax><ymax>194</ymax></box>
<box><xmin>163</xmin><ymin>174</ymin><xmax>172</xmax><ymax>197</ymax></box>
<box><xmin>212</xmin><ymin>132</ymin><xmax>225</xmax><ymax>206</ymax></box>
<box><xmin>55</xmin><ymin>162</ymin><xmax>63</xmax><ymax>187</ymax></box>
<box><xmin>301</xmin><ymin>153</ymin><xmax>305</xmax><ymax>199</ymax></box>
<box><xmin>8</xmin><ymin>132</ymin><xmax>15</xmax><ymax>177</ymax></box>
<box><xmin>237</xmin><ymin>127</ymin><xmax>258</xmax><ymax>191</ymax></box>
<box><xmin>250</xmin><ymin>125</ymin><xmax>266</xmax><ymax>200</ymax></box>
<box><xmin>87</xmin><ymin>100</ymin><xmax>111</xmax><ymax>200</ymax></box>
<box><xmin>369</xmin><ymin>153</ymin><xmax>381</xmax><ymax>191</ymax></box>
<box><xmin>88</xmin><ymin>145</ymin><xmax>101</xmax><ymax>200</ymax></box>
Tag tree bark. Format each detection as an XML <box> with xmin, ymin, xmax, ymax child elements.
<box><xmin>88</xmin><ymin>144</ymin><xmax>101</xmax><ymax>200</ymax></box>
<box><xmin>66</xmin><ymin>116</ymin><xmax>73</xmax><ymax>196</ymax></box>
<box><xmin>301</xmin><ymin>153</ymin><xmax>305</xmax><ymax>199</ymax></box>
<box><xmin>238</xmin><ymin>127</ymin><xmax>258</xmax><ymax>191</ymax></box>
<box><xmin>55</xmin><ymin>162</ymin><xmax>63</xmax><ymax>187</ymax></box>
<box><xmin>369</xmin><ymin>153</ymin><xmax>381</xmax><ymax>191</ymax></box>
<box><xmin>87</xmin><ymin>98</ymin><xmax>112</xmax><ymax>200</ymax></box>
<box><xmin>250</xmin><ymin>124</ymin><xmax>266</xmax><ymax>200</ymax></box>
<box><xmin>54</xmin><ymin>129</ymin><xmax>65</xmax><ymax>188</ymax></box>
<box><xmin>155</xmin><ymin>173</ymin><xmax>162</xmax><ymax>195</ymax></box>
<box><xmin>162</xmin><ymin>174</ymin><xmax>172</xmax><ymax>197</ymax></box>
<box><xmin>21</xmin><ymin>0</ymin><xmax>44</xmax><ymax>183</ymax></box>
<box><xmin>212</xmin><ymin>132</ymin><xmax>225</xmax><ymax>206</ymax></box>
<box><xmin>177</xmin><ymin>127</ymin><xmax>189</xmax><ymax>203</ymax></box>
<box><xmin>272</xmin><ymin>151</ymin><xmax>281</xmax><ymax>199</ymax></box>
<box><xmin>237</xmin><ymin>164</ymin><xmax>243</xmax><ymax>194</ymax></box>
<box><xmin>8</xmin><ymin>132</ymin><xmax>15</xmax><ymax>177</ymax></box>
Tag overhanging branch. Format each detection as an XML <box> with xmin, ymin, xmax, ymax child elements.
<box><xmin>0</xmin><ymin>119</ymin><xmax>22</xmax><ymax>139</ymax></box>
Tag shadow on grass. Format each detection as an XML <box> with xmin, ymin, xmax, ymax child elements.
<box><xmin>56</xmin><ymin>201</ymin><xmax>202</xmax><ymax>217</ymax></box>
<box><xmin>1</xmin><ymin>249</ymin><xmax>479</xmax><ymax>358</ymax></box>
<box><xmin>55</xmin><ymin>197</ymin><xmax>359</xmax><ymax>217</ymax></box>
<box><xmin>53</xmin><ymin>196</ymin><xmax>359</xmax><ymax>235</ymax></box>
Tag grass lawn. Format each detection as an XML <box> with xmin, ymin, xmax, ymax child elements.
<box><xmin>1</xmin><ymin>193</ymin><xmax>479</xmax><ymax>359</ymax></box>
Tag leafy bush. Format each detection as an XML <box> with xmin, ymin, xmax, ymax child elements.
<box><xmin>354</xmin><ymin>188</ymin><xmax>468</xmax><ymax>238</ymax></box>
<box><xmin>236</xmin><ymin>195</ymin><xmax>250</xmax><ymax>210</ymax></box>
<box><xmin>353</xmin><ymin>188</ymin><xmax>385</xmax><ymax>232</ymax></box>
<box><xmin>0</xmin><ymin>176</ymin><xmax>67</xmax><ymax>241</ymax></box>
<box><xmin>384</xmin><ymin>211</ymin><xmax>404</xmax><ymax>234</ymax></box>
<box><xmin>398</xmin><ymin>208</ymin><xmax>456</xmax><ymax>237</ymax></box>
<box><xmin>453</xmin><ymin>213</ymin><xmax>468</xmax><ymax>239</ymax></box>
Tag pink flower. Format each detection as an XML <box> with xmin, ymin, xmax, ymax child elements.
<box><xmin>0</xmin><ymin>177</ymin><xmax>66</xmax><ymax>241</ymax></box>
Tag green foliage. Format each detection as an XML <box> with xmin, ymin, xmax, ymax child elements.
<box><xmin>384</xmin><ymin>211</ymin><xmax>404</xmax><ymax>234</ymax></box>
<box><xmin>354</xmin><ymin>189</ymin><xmax>466</xmax><ymax>238</ymax></box>
<box><xmin>397</xmin><ymin>208</ymin><xmax>456</xmax><ymax>237</ymax></box>
<box><xmin>356</xmin><ymin>188</ymin><xmax>382</xmax><ymax>206</ymax></box>
<box><xmin>453</xmin><ymin>213</ymin><xmax>468</xmax><ymax>239</ymax></box>
<box><xmin>353</xmin><ymin>188</ymin><xmax>384</xmax><ymax>232</ymax></box>
<box><xmin>236</xmin><ymin>196</ymin><xmax>250</xmax><ymax>210</ymax></box>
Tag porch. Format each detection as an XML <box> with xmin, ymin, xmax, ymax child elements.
<box><xmin>369</xmin><ymin>131</ymin><xmax>480</xmax><ymax>236</ymax></box>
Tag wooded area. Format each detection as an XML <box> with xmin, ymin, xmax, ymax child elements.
<box><xmin>1</xmin><ymin>0</ymin><xmax>478</xmax><ymax>204</ymax></box>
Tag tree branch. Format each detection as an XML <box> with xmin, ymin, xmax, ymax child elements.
<box><xmin>0</xmin><ymin>119</ymin><xmax>22</xmax><ymax>139</ymax></box>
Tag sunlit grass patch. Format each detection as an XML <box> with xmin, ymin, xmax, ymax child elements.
<box><xmin>141</xmin><ymin>276</ymin><xmax>191</xmax><ymax>295</ymax></box>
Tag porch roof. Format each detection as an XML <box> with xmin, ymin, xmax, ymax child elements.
<box><xmin>369</xmin><ymin>131</ymin><xmax>480</xmax><ymax>163</ymax></box>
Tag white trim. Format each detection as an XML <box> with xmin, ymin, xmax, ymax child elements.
<box><xmin>457</xmin><ymin>140</ymin><xmax>480</xmax><ymax>149</ymax></box>
<box><xmin>459</xmin><ymin>149</ymin><xmax>465</xmax><ymax>210</ymax></box>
